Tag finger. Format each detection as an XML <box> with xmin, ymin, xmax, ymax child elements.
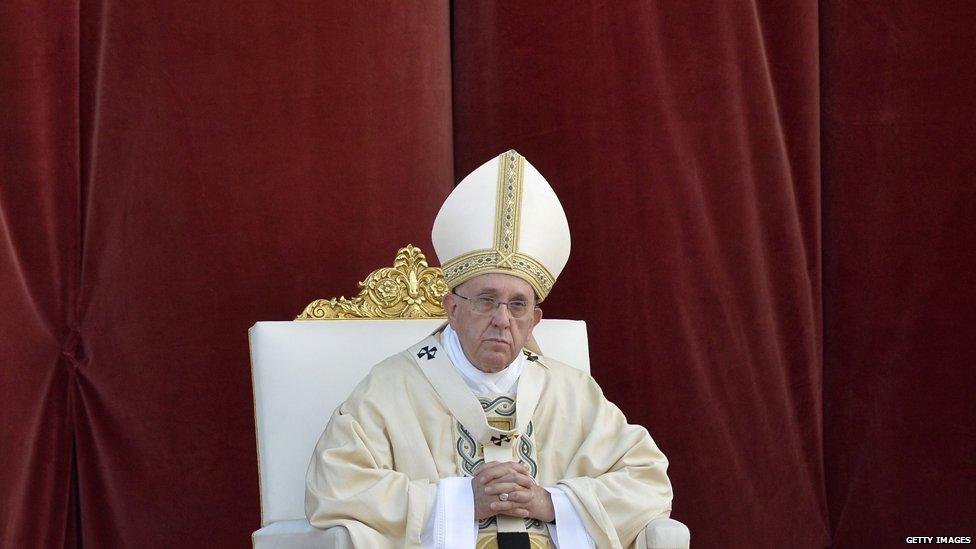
<box><xmin>499</xmin><ymin>489</ymin><xmax>534</xmax><ymax>504</ymax></box>
<box><xmin>511</xmin><ymin>472</ymin><xmax>536</xmax><ymax>489</ymax></box>
<box><xmin>489</xmin><ymin>461</ymin><xmax>528</xmax><ymax>475</ymax></box>
<box><xmin>497</xmin><ymin>462</ymin><xmax>531</xmax><ymax>476</ymax></box>
<box><xmin>489</xmin><ymin>500</ymin><xmax>531</xmax><ymax>514</ymax></box>
<box><xmin>474</xmin><ymin>462</ymin><xmax>507</xmax><ymax>484</ymax></box>
<box><xmin>477</xmin><ymin>462</ymin><xmax>525</xmax><ymax>484</ymax></box>
<box><xmin>483</xmin><ymin>482</ymin><xmax>523</xmax><ymax>495</ymax></box>
<box><xmin>473</xmin><ymin>461</ymin><xmax>503</xmax><ymax>476</ymax></box>
<box><xmin>488</xmin><ymin>472</ymin><xmax>536</xmax><ymax>490</ymax></box>
<box><xmin>512</xmin><ymin>463</ymin><xmax>530</xmax><ymax>475</ymax></box>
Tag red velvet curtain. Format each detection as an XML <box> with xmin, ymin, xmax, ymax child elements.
<box><xmin>453</xmin><ymin>2</ymin><xmax>827</xmax><ymax>547</ymax></box>
<box><xmin>821</xmin><ymin>2</ymin><xmax>976</xmax><ymax>546</ymax></box>
<box><xmin>2</xmin><ymin>1</ymin><xmax>973</xmax><ymax>548</ymax></box>
<box><xmin>2</xmin><ymin>1</ymin><xmax>452</xmax><ymax>547</ymax></box>
<box><xmin>1</xmin><ymin>2</ymin><xmax>81</xmax><ymax>547</ymax></box>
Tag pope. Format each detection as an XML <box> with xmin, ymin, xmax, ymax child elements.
<box><xmin>306</xmin><ymin>150</ymin><xmax>673</xmax><ymax>548</ymax></box>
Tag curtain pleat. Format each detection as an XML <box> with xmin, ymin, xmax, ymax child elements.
<box><xmin>0</xmin><ymin>1</ymin><xmax>81</xmax><ymax>547</ymax></box>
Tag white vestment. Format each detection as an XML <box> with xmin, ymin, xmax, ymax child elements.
<box><xmin>306</xmin><ymin>327</ymin><xmax>672</xmax><ymax>548</ymax></box>
<box><xmin>418</xmin><ymin>325</ymin><xmax>592</xmax><ymax>548</ymax></box>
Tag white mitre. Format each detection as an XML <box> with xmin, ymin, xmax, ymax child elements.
<box><xmin>432</xmin><ymin>149</ymin><xmax>570</xmax><ymax>301</ymax></box>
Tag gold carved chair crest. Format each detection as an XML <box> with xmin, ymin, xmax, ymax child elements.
<box><xmin>296</xmin><ymin>245</ymin><xmax>448</xmax><ymax>320</ymax></box>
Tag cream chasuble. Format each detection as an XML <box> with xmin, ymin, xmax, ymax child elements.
<box><xmin>432</xmin><ymin>324</ymin><xmax>589</xmax><ymax>549</ymax></box>
<box><xmin>306</xmin><ymin>329</ymin><xmax>672</xmax><ymax>549</ymax></box>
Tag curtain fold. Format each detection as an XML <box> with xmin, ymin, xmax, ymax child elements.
<box><xmin>0</xmin><ymin>1</ymin><xmax>81</xmax><ymax>547</ymax></box>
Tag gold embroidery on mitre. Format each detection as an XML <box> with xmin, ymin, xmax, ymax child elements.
<box><xmin>441</xmin><ymin>250</ymin><xmax>554</xmax><ymax>299</ymax></box>
<box><xmin>493</xmin><ymin>150</ymin><xmax>524</xmax><ymax>254</ymax></box>
<box><xmin>442</xmin><ymin>150</ymin><xmax>558</xmax><ymax>299</ymax></box>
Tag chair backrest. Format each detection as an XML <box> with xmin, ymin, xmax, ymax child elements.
<box><xmin>249</xmin><ymin>318</ymin><xmax>590</xmax><ymax>526</ymax></box>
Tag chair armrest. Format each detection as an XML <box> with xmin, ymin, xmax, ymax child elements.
<box><xmin>645</xmin><ymin>517</ymin><xmax>691</xmax><ymax>549</ymax></box>
<box><xmin>253</xmin><ymin>519</ymin><xmax>352</xmax><ymax>549</ymax></box>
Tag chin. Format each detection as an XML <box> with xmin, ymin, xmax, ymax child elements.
<box><xmin>474</xmin><ymin>353</ymin><xmax>511</xmax><ymax>373</ymax></box>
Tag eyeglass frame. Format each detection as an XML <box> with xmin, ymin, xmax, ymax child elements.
<box><xmin>450</xmin><ymin>289</ymin><xmax>539</xmax><ymax>319</ymax></box>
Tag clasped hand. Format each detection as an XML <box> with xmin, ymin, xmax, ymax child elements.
<box><xmin>472</xmin><ymin>461</ymin><xmax>555</xmax><ymax>523</ymax></box>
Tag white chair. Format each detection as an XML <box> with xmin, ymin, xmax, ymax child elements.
<box><xmin>249</xmin><ymin>246</ymin><xmax>690</xmax><ymax>548</ymax></box>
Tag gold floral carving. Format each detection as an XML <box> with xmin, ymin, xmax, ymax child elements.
<box><xmin>296</xmin><ymin>245</ymin><xmax>448</xmax><ymax>320</ymax></box>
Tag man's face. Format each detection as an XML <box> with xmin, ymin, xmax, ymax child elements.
<box><xmin>443</xmin><ymin>273</ymin><xmax>544</xmax><ymax>373</ymax></box>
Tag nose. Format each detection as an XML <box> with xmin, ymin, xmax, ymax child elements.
<box><xmin>490</xmin><ymin>302</ymin><xmax>513</xmax><ymax>328</ymax></box>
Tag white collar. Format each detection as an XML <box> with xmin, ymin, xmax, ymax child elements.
<box><xmin>443</xmin><ymin>323</ymin><xmax>524</xmax><ymax>394</ymax></box>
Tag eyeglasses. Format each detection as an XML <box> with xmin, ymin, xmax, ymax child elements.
<box><xmin>452</xmin><ymin>290</ymin><xmax>536</xmax><ymax>319</ymax></box>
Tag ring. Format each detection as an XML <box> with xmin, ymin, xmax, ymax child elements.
<box><xmin>499</xmin><ymin>493</ymin><xmax>509</xmax><ymax>502</ymax></box>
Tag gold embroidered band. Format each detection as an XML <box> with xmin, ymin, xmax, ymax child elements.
<box><xmin>494</xmin><ymin>150</ymin><xmax>523</xmax><ymax>256</ymax></box>
<box><xmin>441</xmin><ymin>250</ymin><xmax>555</xmax><ymax>300</ymax></box>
